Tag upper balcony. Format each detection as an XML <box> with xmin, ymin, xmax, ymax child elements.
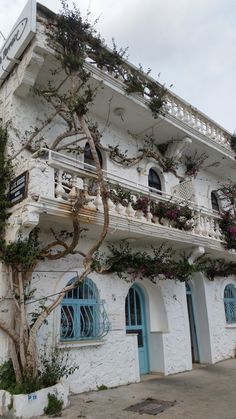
<box><xmin>10</xmin><ymin>148</ymin><xmax>234</xmax><ymax>259</ymax></box>
<box><xmin>11</xmin><ymin>21</ymin><xmax>233</xmax><ymax>174</ymax></box>
<box><xmin>84</xmin><ymin>59</ymin><xmax>233</xmax><ymax>158</ymax></box>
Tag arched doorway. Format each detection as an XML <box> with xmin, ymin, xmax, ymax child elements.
<box><xmin>125</xmin><ymin>284</ymin><xmax>149</xmax><ymax>374</ymax></box>
<box><xmin>186</xmin><ymin>283</ymin><xmax>199</xmax><ymax>363</ymax></box>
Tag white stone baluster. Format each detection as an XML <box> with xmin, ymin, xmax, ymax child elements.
<box><xmin>202</xmin><ymin>216</ymin><xmax>208</xmax><ymax>237</ymax></box>
<box><xmin>176</xmin><ymin>105</ymin><xmax>184</xmax><ymax>119</ymax></box>
<box><xmin>108</xmin><ymin>198</ymin><xmax>116</xmax><ymax>212</ymax></box>
<box><xmin>68</xmin><ymin>175</ymin><xmax>77</xmax><ymax>202</ymax></box>
<box><xmin>115</xmin><ymin>202</ymin><xmax>126</xmax><ymax>216</ymax></box>
<box><xmin>198</xmin><ymin>119</ymin><xmax>205</xmax><ymax>134</ymax></box>
<box><xmin>188</xmin><ymin>113</ymin><xmax>195</xmax><ymax>128</ymax></box>
<box><xmin>201</xmin><ymin>215</ymin><xmax>209</xmax><ymax>236</ymax></box>
<box><xmin>194</xmin><ymin>213</ymin><xmax>203</xmax><ymax>235</ymax></box>
<box><xmin>183</xmin><ymin>110</ymin><xmax>190</xmax><ymax>123</ymax></box>
<box><xmin>146</xmin><ymin>204</ymin><xmax>153</xmax><ymax>222</ymax></box>
<box><xmin>135</xmin><ymin>209</ymin><xmax>146</xmax><ymax>221</ymax></box>
<box><xmin>94</xmin><ymin>186</ymin><xmax>103</xmax><ymax>212</ymax></box>
<box><xmin>208</xmin><ymin>217</ymin><xmax>216</xmax><ymax>238</ymax></box>
<box><xmin>126</xmin><ymin>202</ymin><xmax>136</xmax><ymax>218</ymax></box>
<box><xmin>83</xmin><ymin>178</ymin><xmax>96</xmax><ymax>210</ymax></box>
<box><xmin>206</xmin><ymin>123</ymin><xmax>212</xmax><ymax>137</ymax></box>
<box><xmin>55</xmin><ymin>169</ymin><xmax>65</xmax><ymax>200</ymax></box>
<box><xmin>214</xmin><ymin>219</ymin><xmax>222</xmax><ymax>240</ymax></box>
<box><xmin>171</xmin><ymin>101</ymin><xmax>178</xmax><ymax>116</ymax></box>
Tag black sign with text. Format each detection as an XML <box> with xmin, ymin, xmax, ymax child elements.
<box><xmin>9</xmin><ymin>171</ymin><xmax>28</xmax><ymax>205</ymax></box>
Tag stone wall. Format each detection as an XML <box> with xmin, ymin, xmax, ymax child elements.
<box><xmin>204</xmin><ymin>276</ymin><xmax>236</xmax><ymax>362</ymax></box>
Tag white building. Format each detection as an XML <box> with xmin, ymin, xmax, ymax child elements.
<box><xmin>0</xmin><ymin>1</ymin><xmax>236</xmax><ymax>394</ymax></box>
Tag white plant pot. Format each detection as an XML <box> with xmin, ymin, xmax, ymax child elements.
<box><xmin>0</xmin><ymin>382</ymin><xmax>69</xmax><ymax>418</ymax></box>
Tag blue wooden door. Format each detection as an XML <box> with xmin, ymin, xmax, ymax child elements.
<box><xmin>125</xmin><ymin>285</ymin><xmax>149</xmax><ymax>374</ymax></box>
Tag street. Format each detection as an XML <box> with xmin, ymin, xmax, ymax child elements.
<box><xmin>42</xmin><ymin>358</ymin><xmax>236</xmax><ymax>419</ymax></box>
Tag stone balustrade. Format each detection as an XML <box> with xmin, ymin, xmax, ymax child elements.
<box><xmin>85</xmin><ymin>60</ymin><xmax>232</xmax><ymax>151</ymax></box>
<box><xmin>165</xmin><ymin>94</ymin><xmax>230</xmax><ymax>150</ymax></box>
<box><xmin>42</xmin><ymin>150</ymin><xmax>222</xmax><ymax>242</ymax></box>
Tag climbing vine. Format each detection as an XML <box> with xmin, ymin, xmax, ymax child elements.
<box><xmin>93</xmin><ymin>242</ymin><xmax>195</xmax><ymax>282</ymax></box>
<box><xmin>183</xmin><ymin>151</ymin><xmax>208</xmax><ymax>177</ymax></box>
<box><xmin>195</xmin><ymin>257</ymin><xmax>236</xmax><ymax>281</ymax></box>
<box><xmin>0</xmin><ymin>126</ymin><xmax>12</xmax><ymax>252</ymax></box>
<box><xmin>98</xmin><ymin>136</ymin><xmax>180</xmax><ymax>176</ymax></box>
<box><xmin>219</xmin><ymin>211</ymin><xmax>236</xmax><ymax>250</ymax></box>
<box><xmin>216</xmin><ymin>182</ymin><xmax>236</xmax><ymax>250</ymax></box>
<box><xmin>93</xmin><ymin>242</ymin><xmax>236</xmax><ymax>282</ymax></box>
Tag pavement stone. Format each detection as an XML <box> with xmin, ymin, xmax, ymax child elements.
<box><xmin>41</xmin><ymin>358</ymin><xmax>236</xmax><ymax>419</ymax></box>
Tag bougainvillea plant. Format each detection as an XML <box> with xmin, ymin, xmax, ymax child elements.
<box><xmin>107</xmin><ymin>183</ymin><xmax>133</xmax><ymax>207</ymax></box>
<box><xmin>183</xmin><ymin>151</ymin><xmax>208</xmax><ymax>177</ymax></box>
<box><xmin>99</xmin><ymin>242</ymin><xmax>195</xmax><ymax>282</ymax></box>
<box><xmin>219</xmin><ymin>211</ymin><xmax>236</xmax><ymax>250</ymax></box>
<box><xmin>132</xmin><ymin>196</ymin><xmax>150</xmax><ymax>216</ymax></box>
<box><xmin>195</xmin><ymin>257</ymin><xmax>236</xmax><ymax>281</ymax></box>
<box><xmin>151</xmin><ymin>201</ymin><xmax>194</xmax><ymax>230</ymax></box>
<box><xmin>94</xmin><ymin>243</ymin><xmax>236</xmax><ymax>282</ymax></box>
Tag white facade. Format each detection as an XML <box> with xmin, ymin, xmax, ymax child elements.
<box><xmin>0</xmin><ymin>3</ymin><xmax>236</xmax><ymax>395</ymax></box>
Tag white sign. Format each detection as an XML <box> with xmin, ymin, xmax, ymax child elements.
<box><xmin>0</xmin><ymin>0</ymin><xmax>36</xmax><ymax>85</ymax></box>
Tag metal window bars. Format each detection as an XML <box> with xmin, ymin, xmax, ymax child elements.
<box><xmin>224</xmin><ymin>285</ymin><xmax>236</xmax><ymax>323</ymax></box>
<box><xmin>60</xmin><ymin>278</ymin><xmax>110</xmax><ymax>341</ymax></box>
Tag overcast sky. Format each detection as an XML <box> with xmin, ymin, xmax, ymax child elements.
<box><xmin>0</xmin><ymin>0</ymin><xmax>235</xmax><ymax>133</ymax></box>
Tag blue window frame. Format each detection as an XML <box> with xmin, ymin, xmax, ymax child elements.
<box><xmin>60</xmin><ymin>278</ymin><xmax>109</xmax><ymax>341</ymax></box>
<box><xmin>224</xmin><ymin>284</ymin><xmax>236</xmax><ymax>323</ymax></box>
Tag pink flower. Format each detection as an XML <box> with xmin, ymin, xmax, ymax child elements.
<box><xmin>227</xmin><ymin>226</ymin><xmax>236</xmax><ymax>236</ymax></box>
<box><xmin>166</xmin><ymin>210</ymin><xmax>178</xmax><ymax>220</ymax></box>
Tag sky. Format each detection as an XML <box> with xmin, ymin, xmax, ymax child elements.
<box><xmin>0</xmin><ymin>0</ymin><xmax>235</xmax><ymax>133</ymax></box>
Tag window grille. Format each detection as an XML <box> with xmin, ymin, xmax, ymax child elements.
<box><xmin>224</xmin><ymin>284</ymin><xmax>236</xmax><ymax>323</ymax></box>
<box><xmin>60</xmin><ymin>278</ymin><xmax>109</xmax><ymax>340</ymax></box>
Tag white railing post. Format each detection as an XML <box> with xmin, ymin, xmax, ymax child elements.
<box><xmin>55</xmin><ymin>169</ymin><xmax>65</xmax><ymax>200</ymax></box>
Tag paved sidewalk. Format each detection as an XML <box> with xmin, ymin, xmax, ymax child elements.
<box><xmin>43</xmin><ymin>359</ymin><xmax>236</xmax><ymax>419</ymax></box>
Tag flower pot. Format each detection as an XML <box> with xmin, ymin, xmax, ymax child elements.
<box><xmin>0</xmin><ymin>383</ymin><xmax>69</xmax><ymax>418</ymax></box>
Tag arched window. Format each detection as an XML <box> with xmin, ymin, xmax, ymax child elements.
<box><xmin>224</xmin><ymin>284</ymin><xmax>236</xmax><ymax>323</ymax></box>
<box><xmin>84</xmin><ymin>143</ymin><xmax>103</xmax><ymax>169</ymax></box>
<box><xmin>211</xmin><ymin>191</ymin><xmax>220</xmax><ymax>212</ymax></box>
<box><xmin>148</xmin><ymin>169</ymin><xmax>162</xmax><ymax>193</ymax></box>
<box><xmin>60</xmin><ymin>278</ymin><xmax>109</xmax><ymax>340</ymax></box>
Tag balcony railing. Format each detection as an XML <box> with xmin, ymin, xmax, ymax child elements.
<box><xmin>32</xmin><ymin>149</ymin><xmax>222</xmax><ymax>243</ymax></box>
<box><xmin>85</xmin><ymin>61</ymin><xmax>232</xmax><ymax>152</ymax></box>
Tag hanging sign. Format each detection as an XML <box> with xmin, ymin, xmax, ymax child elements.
<box><xmin>0</xmin><ymin>0</ymin><xmax>36</xmax><ymax>85</ymax></box>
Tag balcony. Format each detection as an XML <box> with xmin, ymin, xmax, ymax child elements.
<box><xmin>14</xmin><ymin>149</ymin><xmax>228</xmax><ymax>255</ymax></box>
<box><xmin>85</xmin><ymin>61</ymin><xmax>232</xmax><ymax>154</ymax></box>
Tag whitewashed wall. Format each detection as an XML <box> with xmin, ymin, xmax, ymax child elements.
<box><xmin>27</xmin><ymin>250</ymin><xmax>195</xmax><ymax>393</ymax></box>
<box><xmin>204</xmin><ymin>276</ymin><xmax>236</xmax><ymax>362</ymax></box>
<box><xmin>160</xmin><ymin>280</ymin><xmax>192</xmax><ymax>374</ymax></box>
